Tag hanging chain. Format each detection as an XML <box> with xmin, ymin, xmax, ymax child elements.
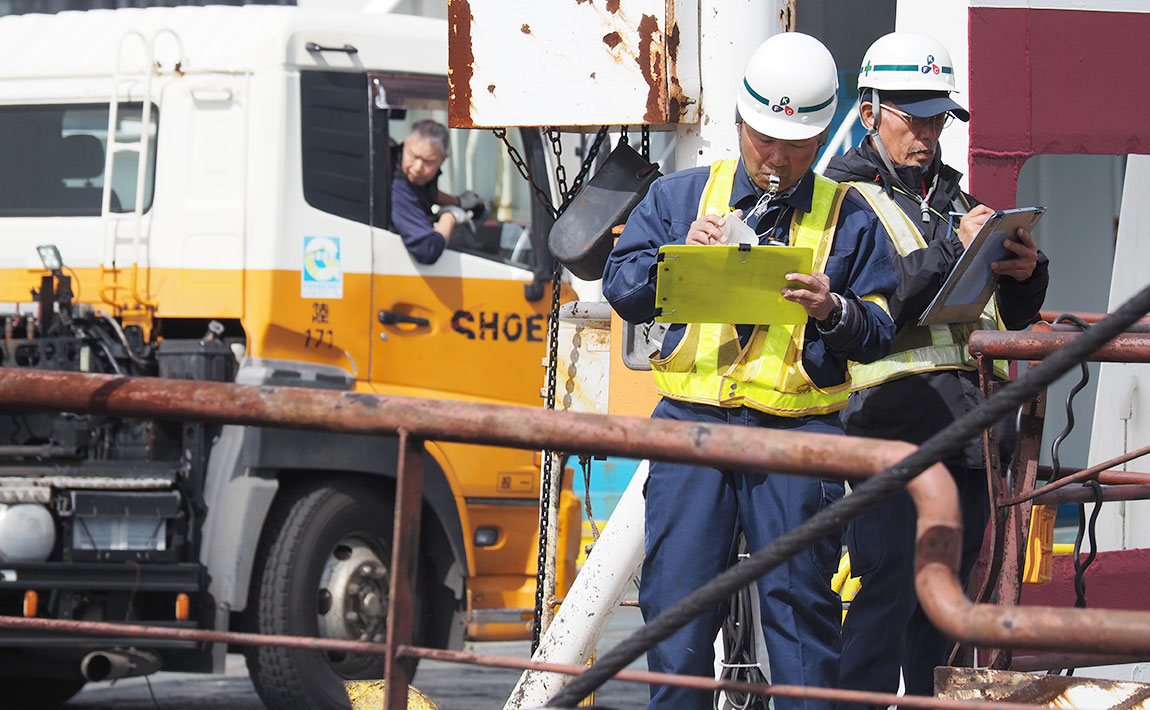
<box><xmin>546</xmin><ymin>127</ymin><xmax>569</xmax><ymax>199</ymax></box>
<box><xmin>559</xmin><ymin>126</ymin><xmax>610</xmax><ymax>212</ymax></box>
<box><xmin>493</xmin><ymin>123</ymin><xmax>619</xmax><ymax>652</ymax></box>
<box><xmin>619</xmin><ymin>124</ymin><xmax>629</xmax><ymax>145</ymax></box>
<box><xmin>532</xmin><ymin>256</ymin><xmax>564</xmax><ymax>653</ymax></box>
<box><xmin>642</xmin><ymin>125</ymin><xmax>651</xmax><ymax>161</ymax></box>
<box><xmin>492</xmin><ymin>127</ymin><xmax>558</xmax><ymax>221</ymax></box>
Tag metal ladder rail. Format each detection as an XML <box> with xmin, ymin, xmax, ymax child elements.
<box><xmin>100</xmin><ymin>27</ymin><xmax>185</xmax><ymax>310</ymax></box>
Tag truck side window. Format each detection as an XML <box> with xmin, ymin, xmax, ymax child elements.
<box><xmin>0</xmin><ymin>103</ymin><xmax>156</xmax><ymax>217</ymax></box>
<box><xmin>299</xmin><ymin>70</ymin><xmax>373</xmax><ymax>226</ymax></box>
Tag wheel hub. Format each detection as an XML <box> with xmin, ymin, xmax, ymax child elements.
<box><xmin>317</xmin><ymin>536</ymin><xmax>390</xmax><ymax>654</ymax></box>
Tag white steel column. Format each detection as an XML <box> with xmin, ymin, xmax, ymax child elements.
<box><xmin>674</xmin><ymin>0</ymin><xmax>786</xmax><ymax>169</ymax></box>
<box><xmin>503</xmin><ymin>462</ymin><xmax>649</xmax><ymax>710</ymax></box>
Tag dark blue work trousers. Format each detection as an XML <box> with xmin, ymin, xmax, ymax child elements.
<box><xmin>640</xmin><ymin>398</ymin><xmax>846</xmax><ymax>710</ymax></box>
<box><xmin>838</xmin><ymin>464</ymin><xmax>989</xmax><ymax>706</ymax></box>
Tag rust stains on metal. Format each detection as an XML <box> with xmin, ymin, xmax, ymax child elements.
<box><xmin>447</xmin><ymin>0</ymin><xmax>476</xmax><ymax>129</ymax></box>
<box><xmin>636</xmin><ymin>13</ymin><xmax>665</xmax><ymax>124</ymax></box>
<box><xmin>780</xmin><ymin>0</ymin><xmax>797</xmax><ymax>31</ymax></box>
<box><xmin>520</xmin><ymin>23</ymin><xmax>531</xmax><ymax>34</ymax></box>
<box><xmin>602</xmin><ymin>31</ymin><xmax>622</xmax><ymax>49</ymax></box>
<box><xmin>667</xmin><ymin>20</ymin><xmax>679</xmax><ymax>63</ymax></box>
<box><xmin>668</xmin><ymin>75</ymin><xmax>692</xmax><ymax>122</ymax></box>
<box><xmin>606</xmin><ymin>0</ymin><xmax>620</xmax><ymax>12</ymax></box>
<box><xmin>487</xmin><ymin>83</ymin><xmax>496</xmax><ymax>94</ymax></box>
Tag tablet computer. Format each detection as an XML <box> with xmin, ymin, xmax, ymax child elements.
<box><xmin>654</xmin><ymin>244</ymin><xmax>814</xmax><ymax>325</ymax></box>
<box><xmin>919</xmin><ymin>206</ymin><xmax>1046</xmax><ymax>326</ymax></box>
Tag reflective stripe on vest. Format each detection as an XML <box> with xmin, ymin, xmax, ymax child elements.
<box><xmin>845</xmin><ymin>181</ymin><xmax>1009</xmax><ymax>390</ymax></box>
<box><xmin>650</xmin><ymin>160</ymin><xmax>851</xmax><ymax>417</ymax></box>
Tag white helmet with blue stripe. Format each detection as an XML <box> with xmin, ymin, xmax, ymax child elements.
<box><xmin>858</xmin><ymin>31</ymin><xmax>958</xmax><ymax>93</ymax></box>
<box><xmin>736</xmin><ymin>32</ymin><xmax>838</xmax><ymax>141</ymax></box>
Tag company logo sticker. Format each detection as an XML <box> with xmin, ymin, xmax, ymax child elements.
<box><xmin>302</xmin><ymin>236</ymin><xmax>343</xmax><ymax>299</ymax></box>
<box><xmin>771</xmin><ymin>96</ymin><xmax>794</xmax><ymax>116</ymax></box>
<box><xmin>922</xmin><ymin>54</ymin><xmax>941</xmax><ymax>75</ymax></box>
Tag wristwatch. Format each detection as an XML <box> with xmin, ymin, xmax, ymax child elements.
<box><xmin>817</xmin><ymin>294</ymin><xmax>843</xmax><ymax>331</ymax></box>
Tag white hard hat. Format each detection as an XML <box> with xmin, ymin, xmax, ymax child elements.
<box><xmin>736</xmin><ymin>32</ymin><xmax>838</xmax><ymax>141</ymax></box>
<box><xmin>858</xmin><ymin>31</ymin><xmax>958</xmax><ymax>93</ymax></box>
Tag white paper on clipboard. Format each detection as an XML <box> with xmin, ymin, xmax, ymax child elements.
<box><xmin>918</xmin><ymin>206</ymin><xmax>1046</xmax><ymax>326</ymax></box>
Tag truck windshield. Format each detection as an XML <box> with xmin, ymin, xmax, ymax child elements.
<box><xmin>0</xmin><ymin>103</ymin><xmax>158</xmax><ymax>217</ymax></box>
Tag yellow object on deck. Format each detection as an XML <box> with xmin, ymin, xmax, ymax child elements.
<box><xmin>831</xmin><ymin>552</ymin><xmax>861</xmax><ymax>623</ymax></box>
<box><xmin>1023</xmin><ymin>504</ymin><xmax>1058</xmax><ymax>585</ymax></box>
<box><xmin>345</xmin><ymin>680</ymin><xmax>439</xmax><ymax>710</ymax></box>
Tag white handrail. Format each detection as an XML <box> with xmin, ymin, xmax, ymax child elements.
<box><xmin>815</xmin><ymin>98</ymin><xmax>861</xmax><ymax>176</ymax></box>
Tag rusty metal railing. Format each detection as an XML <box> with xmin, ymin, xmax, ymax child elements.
<box><xmin>962</xmin><ymin>311</ymin><xmax>1150</xmax><ymax>672</ymax></box>
<box><xmin>3</xmin><ymin>291</ymin><xmax>1150</xmax><ymax>708</ymax></box>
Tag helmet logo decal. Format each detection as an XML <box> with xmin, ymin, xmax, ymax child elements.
<box><xmin>743</xmin><ymin>78</ymin><xmax>833</xmax><ymax>118</ymax></box>
<box><xmin>772</xmin><ymin>96</ymin><xmax>794</xmax><ymax>116</ymax></box>
<box><xmin>922</xmin><ymin>53</ymin><xmax>941</xmax><ymax>75</ymax></box>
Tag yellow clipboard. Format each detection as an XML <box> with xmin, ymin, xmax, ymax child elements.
<box><xmin>654</xmin><ymin>244</ymin><xmax>814</xmax><ymax>325</ymax></box>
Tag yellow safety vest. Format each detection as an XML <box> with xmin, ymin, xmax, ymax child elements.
<box><xmin>650</xmin><ymin>160</ymin><xmax>860</xmax><ymax>417</ymax></box>
<box><xmin>845</xmin><ymin>181</ymin><xmax>1009</xmax><ymax>391</ymax></box>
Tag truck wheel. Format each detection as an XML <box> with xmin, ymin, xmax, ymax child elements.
<box><xmin>0</xmin><ymin>677</ymin><xmax>85</xmax><ymax>708</ymax></box>
<box><xmin>244</xmin><ymin>482</ymin><xmax>415</xmax><ymax>710</ymax></box>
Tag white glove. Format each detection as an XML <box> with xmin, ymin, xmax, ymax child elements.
<box><xmin>440</xmin><ymin>204</ymin><xmax>470</xmax><ymax>224</ymax></box>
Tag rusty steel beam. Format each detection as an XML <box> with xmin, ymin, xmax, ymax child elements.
<box><xmin>0</xmin><ymin>611</ymin><xmax>1054</xmax><ymax>710</ymax></box>
<box><xmin>0</xmin><ymin>614</ymin><xmax>391</xmax><ymax>655</ymax></box>
<box><xmin>398</xmin><ymin>645</ymin><xmax>1044</xmax><ymax>710</ymax></box>
<box><xmin>0</xmin><ymin>369</ymin><xmax>919</xmax><ymax>481</ymax></box>
<box><xmin>968</xmin><ymin>330</ymin><xmax>1150</xmax><ymax>363</ymax></box>
<box><xmin>1051</xmin><ymin>321</ymin><xmax>1150</xmax><ymax>333</ymax></box>
<box><xmin>1034</xmin><ymin>483</ymin><xmax>1150</xmax><ymax>506</ymax></box>
<box><xmin>917</xmin><ymin>520</ymin><xmax>1150</xmax><ymax>657</ymax></box>
<box><xmin>1011</xmin><ymin>652</ymin><xmax>1150</xmax><ymax>672</ymax></box>
<box><xmin>1040</xmin><ymin>310</ymin><xmax>1150</xmax><ymax>326</ymax></box>
<box><xmin>12</xmin><ymin>369</ymin><xmax>1150</xmax><ymax>683</ymax></box>
<box><xmin>384</xmin><ymin>429</ymin><xmax>424</xmax><ymax>710</ymax></box>
<box><xmin>1000</xmin><ymin>444</ymin><xmax>1150</xmax><ymax>506</ymax></box>
<box><xmin>1035</xmin><ymin>465</ymin><xmax>1150</xmax><ymax>485</ymax></box>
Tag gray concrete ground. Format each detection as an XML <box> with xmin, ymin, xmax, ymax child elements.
<box><xmin>65</xmin><ymin>607</ymin><xmax>650</xmax><ymax>710</ymax></box>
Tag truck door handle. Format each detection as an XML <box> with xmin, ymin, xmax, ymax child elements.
<box><xmin>378</xmin><ymin>310</ymin><xmax>430</xmax><ymax>327</ymax></box>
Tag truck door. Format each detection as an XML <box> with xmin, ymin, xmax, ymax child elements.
<box><xmin>367</xmin><ymin>73</ymin><xmax>555</xmax><ymax>407</ymax></box>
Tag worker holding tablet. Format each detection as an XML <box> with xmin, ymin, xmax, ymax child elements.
<box><xmin>823</xmin><ymin>31</ymin><xmax>1050</xmax><ymax>707</ymax></box>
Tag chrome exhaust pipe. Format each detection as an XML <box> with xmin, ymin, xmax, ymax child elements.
<box><xmin>80</xmin><ymin>649</ymin><xmax>161</xmax><ymax>682</ymax></box>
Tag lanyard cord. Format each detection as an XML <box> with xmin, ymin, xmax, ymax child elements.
<box><xmin>890</xmin><ymin>183</ymin><xmax>963</xmax><ymax>235</ymax></box>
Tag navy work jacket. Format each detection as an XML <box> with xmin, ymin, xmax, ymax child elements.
<box><xmin>391</xmin><ymin>145</ymin><xmax>446</xmax><ymax>265</ymax></box>
<box><xmin>603</xmin><ymin>161</ymin><xmax>898</xmax><ymax>391</ymax></box>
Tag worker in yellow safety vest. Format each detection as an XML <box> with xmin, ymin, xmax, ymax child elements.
<box><xmin>823</xmin><ymin>32</ymin><xmax>1049</xmax><ymax>707</ymax></box>
<box><xmin>603</xmin><ymin>32</ymin><xmax>900</xmax><ymax>710</ymax></box>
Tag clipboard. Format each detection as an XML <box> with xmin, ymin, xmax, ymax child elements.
<box><xmin>654</xmin><ymin>244</ymin><xmax>814</xmax><ymax>325</ymax></box>
<box><xmin>918</xmin><ymin>206</ymin><xmax>1046</xmax><ymax>326</ymax></box>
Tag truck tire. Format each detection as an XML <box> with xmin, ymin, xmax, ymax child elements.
<box><xmin>0</xmin><ymin>677</ymin><xmax>85</xmax><ymax>709</ymax></box>
<box><xmin>243</xmin><ymin>481</ymin><xmax>416</xmax><ymax>710</ymax></box>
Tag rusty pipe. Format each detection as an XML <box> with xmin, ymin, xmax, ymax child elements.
<box><xmin>968</xmin><ymin>330</ymin><xmax>1150</xmax><ymax>363</ymax></box>
<box><xmin>0</xmin><ymin>369</ymin><xmax>923</xmax><ymax>481</ymax></box>
<box><xmin>1034</xmin><ymin>483</ymin><xmax>1150</xmax><ymax>506</ymax></box>
<box><xmin>0</xmin><ymin>614</ymin><xmax>391</xmax><ymax>655</ymax></box>
<box><xmin>1000</xmin><ymin>444</ymin><xmax>1150</xmax><ymax>506</ymax></box>
<box><xmin>917</xmin><ymin>539</ymin><xmax>1150</xmax><ymax>657</ymax></box>
<box><xmin>1010</xmin><ymin>652</ymin><xmax>1150</xmax><ymax>672</ymax></box>
<box><xmin>399</xmin><ymin>645</ymin><xmax>1042</xmax><ymax>710</ymax></box>
<box><xmin>1040</xmin><ymin>310</ymin><xmax>1150</xmax><ymax>326</ymax></box>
